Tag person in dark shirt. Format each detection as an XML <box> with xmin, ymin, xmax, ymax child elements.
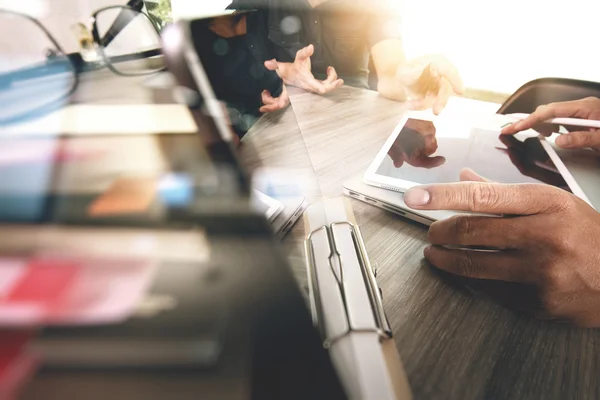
<box><xmin>227</xmin><ymin>0</ymin><xmax>464</xmax><ymax>115</ymax></box>
<box><xmin>190</xmin><ymin>12</ymin><xmax>288</xmax><ymax>136</ymax></box>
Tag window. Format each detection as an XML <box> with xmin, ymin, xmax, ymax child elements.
<box><xmin>400</xmin><ymin>0</ymin><xmax>600</xmax><ymax>96</ymax></box>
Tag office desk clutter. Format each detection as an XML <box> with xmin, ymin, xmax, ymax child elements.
<box><xmin>4</xmin><ymin>0</ymin><xmax>600</xmax><ymax>398</ymax></box>
<box><xmin>1</xmin><ymin>7</ymin><xmax>340</xmax><ymax>398</ymax></box>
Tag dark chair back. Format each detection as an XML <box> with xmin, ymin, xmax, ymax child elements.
<box><xmin>497</xmin><ymin>77</ymin><xmax>600</xmax><ymax>114</ymax></box>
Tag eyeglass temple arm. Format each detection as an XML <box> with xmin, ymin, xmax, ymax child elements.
<box><xmin>100</xmin><ymin>0</ymin><xmax>145</xmax><ymax>48</ymax></box>
<box><xmin>0</xmin><ymin>47</ymin><xmax>161</xmax><ymax>88</ymax></box>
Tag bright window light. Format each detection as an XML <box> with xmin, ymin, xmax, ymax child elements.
<box><xmin>399</xmin><ymin>0</ymin><xmax>600</xmax><ymax>94</ymax></box>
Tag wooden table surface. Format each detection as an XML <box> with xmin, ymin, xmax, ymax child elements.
<box><xmin>242</xmin><ymin>85</ymin><xmax>600</xmax><ymax>400</ymax></box>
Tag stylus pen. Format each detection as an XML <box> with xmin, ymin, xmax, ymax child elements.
<box><xmin>505</xmin><ymin>113</ymin><xmax>600</xmax><ymax>129</ymax></box>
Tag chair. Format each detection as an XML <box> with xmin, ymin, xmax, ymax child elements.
<box><xmin>497</xmin><ymin>77</ymin><xmax>600</xmax><ymax>114</ymax></box>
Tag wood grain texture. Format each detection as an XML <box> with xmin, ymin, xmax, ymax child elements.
<box><xmin>240</xmin><ymin>106</ymin><xmax>321</xmax><ymax>290</ymax></box>
<box><xmin>290</xmin><ymin>86</ymin><xmax>405</xmax><ymax>197</ymax></box>
<box><xmin>242</xmin><ymin>86</ymin><xmax>600</xmax><ymax>400</ymax></box>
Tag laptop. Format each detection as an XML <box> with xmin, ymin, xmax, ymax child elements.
<box><xmin>343</xmin><ymin>174</ymin><xmax>450</xmax><ymax>226</ymax></box>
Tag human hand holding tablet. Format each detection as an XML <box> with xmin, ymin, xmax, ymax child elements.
<box><xmin>349</xmin><ymin>114</ymin><xmax>593</xmax><ymax>239</ymax></box>
<box><xmin>402</xmin><ymin>170</ymin><xmax>600</xmax><ymax>325</ymax></box>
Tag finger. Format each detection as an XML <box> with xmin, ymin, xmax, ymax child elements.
<box><xmin>420</xmin><ymin>57</ymin><xmax>465</xmax><ymax>95</ymax></box>
<box><xmin>264</xmin><ymin>59</ymin><xmax>278</xmax><ymax>71</ymax></box>
<box><xmin>304</xmin><ymin>78</ymin><xmax>327</xmax><ymax>94</ymax></box>
<box><xmin>406</xmin><ymin>65</ymin><xmax>441</xmax><ymax>99</ymax></box>
<box><xmin>404</xmin><ymin>181</ymin><xmax>567</xmax><ymax>214</ymax></box>
<box><xmin>410</xmin><ymin>155</ymin><xmax>446</xmax><ymax>169</ymax></box>
<box><xmin>389</xmin><ymin>146</ymin><xmax>408</xmax><ymax>168</ymax></box>
<box><xmin>259</xmin><ymin>103</ymin><xmax>282</xmax><ymax>113</ymax></box>
<box><xmin>555</xmin><ymin>131</ymin><xmax>600</xmax><ymax>150</ymax></box>
<box><xmin>323</xmin><ymin>78</ymin><xmax>344</xmax><ymax>93</ymax></box>
<box><xmin>322</xmin><ymin>67</ymin><xmax>343</xmax><ymax>92</ymax></box>
<box><xmin>501</xmin><ymin>101</ymin><xmax>584</xmax><ymax>134</ymax></box>
<box><xmin>279</xmin><ymin>85</ymin><xmax>290</xmax><ymax>107</ymax></box>
<box><xmin>261</xmin><ymin>89</ymin><xmax>274</xmax><ymax>101</ymax></box>
<box><xmin>432</xmin><ymin>59</ymin><xmax>464</xmax><ymax>95</ymax></box>
<box><xmin>459</xmin><ymin>168</ymin><xmax>491</xmax><ymax>182</ymax></box>
<box><xmin>260</xmin><ymin>90</ymin><xmax>280</xmax><ymax>112</ymax></box>
<box><xmin>424</xmin><ymin>245</ymin><xmax>531</xmax><ymax>282</ymax></box>
<box><xmin>498</xmin><ymin>134</ymin><xmax>524</xmax><ymax>149</ymax></box>
<box><xmin>277</xmin><ymin>92</ymin><xmax>290</xmax><ymax>109</ymax></box>
<box><xmin>422</xmin><ymin>135</ymin><xmax>438</xmax><ymax>155</ymax></box>
<box><xmin>428</xmin><ymin>215</ymin><xmax>528</xmax><ymax>249</ymax></box>
<box><xmin>415</xmin><ymin>120</ymin><xmax>437</xmax><ymax>137</ymax></box>
<box><xmin>324</xmin><ymin>66</ymin><xmax>338</xmax><ymax>84</ymax></box>
<box><xmin>432</xmin><ymin>79</ymin><xmax>451</xmax><ymax>115</ymax></box>
<box><xmin>295</xmin><ymin>44</ymin><xmax>314</xmax><ymax>62</ymax></box>
<box><xmin>501</xmin><ymin>121</ymin><xmax>559</xmax><ymax>137</ymax></box>
<box><xmin>422</xmin><ymin>65</ymin><xmax>442</xmax><ymax>95</ymax></box>
<box><xmin>407</xmin><ymin>94</ymin><xmax>436</xmax><ymax>111</ymax></box>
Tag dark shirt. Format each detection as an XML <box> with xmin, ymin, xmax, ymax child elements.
<box><xmin>190</xmin><ymin>13</ymin><xmax>283</xmax><ymax>137</ymax></box>
<box><xmin>227</xmin><ymin>0</ymin><xmax>402</xmax><ymax>89</ymax></box>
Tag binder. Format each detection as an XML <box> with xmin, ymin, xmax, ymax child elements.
<box><xmin>304</xmin><ymin>197</ymin><xmax>412</xmax><ymax>400</ymax></box>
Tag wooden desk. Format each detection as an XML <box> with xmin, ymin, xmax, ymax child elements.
<box><xmin>242</xmin><ymin>85</ymin><xmax>600</xmax><ymax>400</ymax></box>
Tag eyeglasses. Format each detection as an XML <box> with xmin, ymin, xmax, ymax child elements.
<box><xmin>0</xmin><ymin>5</ymin><xmax>165</xmax><ymax>125</ymax></box>
<box><xmin>89</xmin><ymin>4</ymin><xmax>165</xmax><ymax>76</ymax></box>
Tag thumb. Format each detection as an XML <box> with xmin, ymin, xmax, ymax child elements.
<box><xmin>295</xmin><ymin>44</ymin><xmax>314</xmax><ymax>62</ymax></box>
<box><xmin>555</xmin><ymin>131</ymin><xmax>600</xmax><ymax>150</ymax></box>
<box><xmin>264</xmin><ymin>59</ymin><xmax>278</xmax><ymax>71</ymax></box>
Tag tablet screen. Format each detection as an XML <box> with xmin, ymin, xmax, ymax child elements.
<box><xmin>373</xmin><ymin>118</ymin><xmax>571</xmax><ymax>191</ymax></box>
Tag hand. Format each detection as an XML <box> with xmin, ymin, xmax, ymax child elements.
<box><xmin>387</xmin><ymin>119</ymin><xmax>445</xmax><ymax>168</ymax></box>
<box><xmin>395</xmin><ymin>55</ymin><xmax>465</xmax><ymax>115</ymax></box>
<box><xmin>264</xmin><ymin>44</ymin><xmax>343</xmax><ymax>95</ymax></box>
<box><xmin>404</xmin><ymin>169</ymin><xmax>600</xmax><ymax>327</ymax></box>
<box><xmin>259</xmin><ymin>84</ymin><xmax>290</xmax><ymax>113</ymax></box>
<box><xmin>501</xmin><ymin>97</ymin><xmax>600</xmax><ymax>151</ymax></box>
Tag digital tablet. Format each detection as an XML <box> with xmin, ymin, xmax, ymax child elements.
<box><xmin>363</xmin><ymin>115</ymin><xmax>591</xmax><ymax>205</ymax></box>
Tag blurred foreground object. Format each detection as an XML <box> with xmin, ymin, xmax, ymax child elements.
<box><xmin>0</xmin><ymin>5</ymin><xmax>165</xmax><ymax>126</ymax></box>
<box><xmin>0</xmin><ymin>10</ymin><xmax>77</xmax><ymax>125</ymax></box>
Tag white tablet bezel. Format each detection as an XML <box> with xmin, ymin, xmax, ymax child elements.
<box><xmin>363</xmin><ymin>114</ymin><xmax>429</xmax><ymax>192</ymax></box>
<box><xmin>363</xmin><ymin>114</ymin><xmax>593</xmax><ymax>208</ymax></box>
<box><xmin>538</xmin><ymin>138</ymin><xmax>593</xmax><ymax>208</ymax></box>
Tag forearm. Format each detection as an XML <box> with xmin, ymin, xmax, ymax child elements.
<box><xmin>371</xmin><ymin>39</ymin><xmax>407</xmax><ymax>101</ymax></box>
<box><xmin>377</xmin><ymin>75</ymin><xmax>408</xmax><ymax>101</ymax></box>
